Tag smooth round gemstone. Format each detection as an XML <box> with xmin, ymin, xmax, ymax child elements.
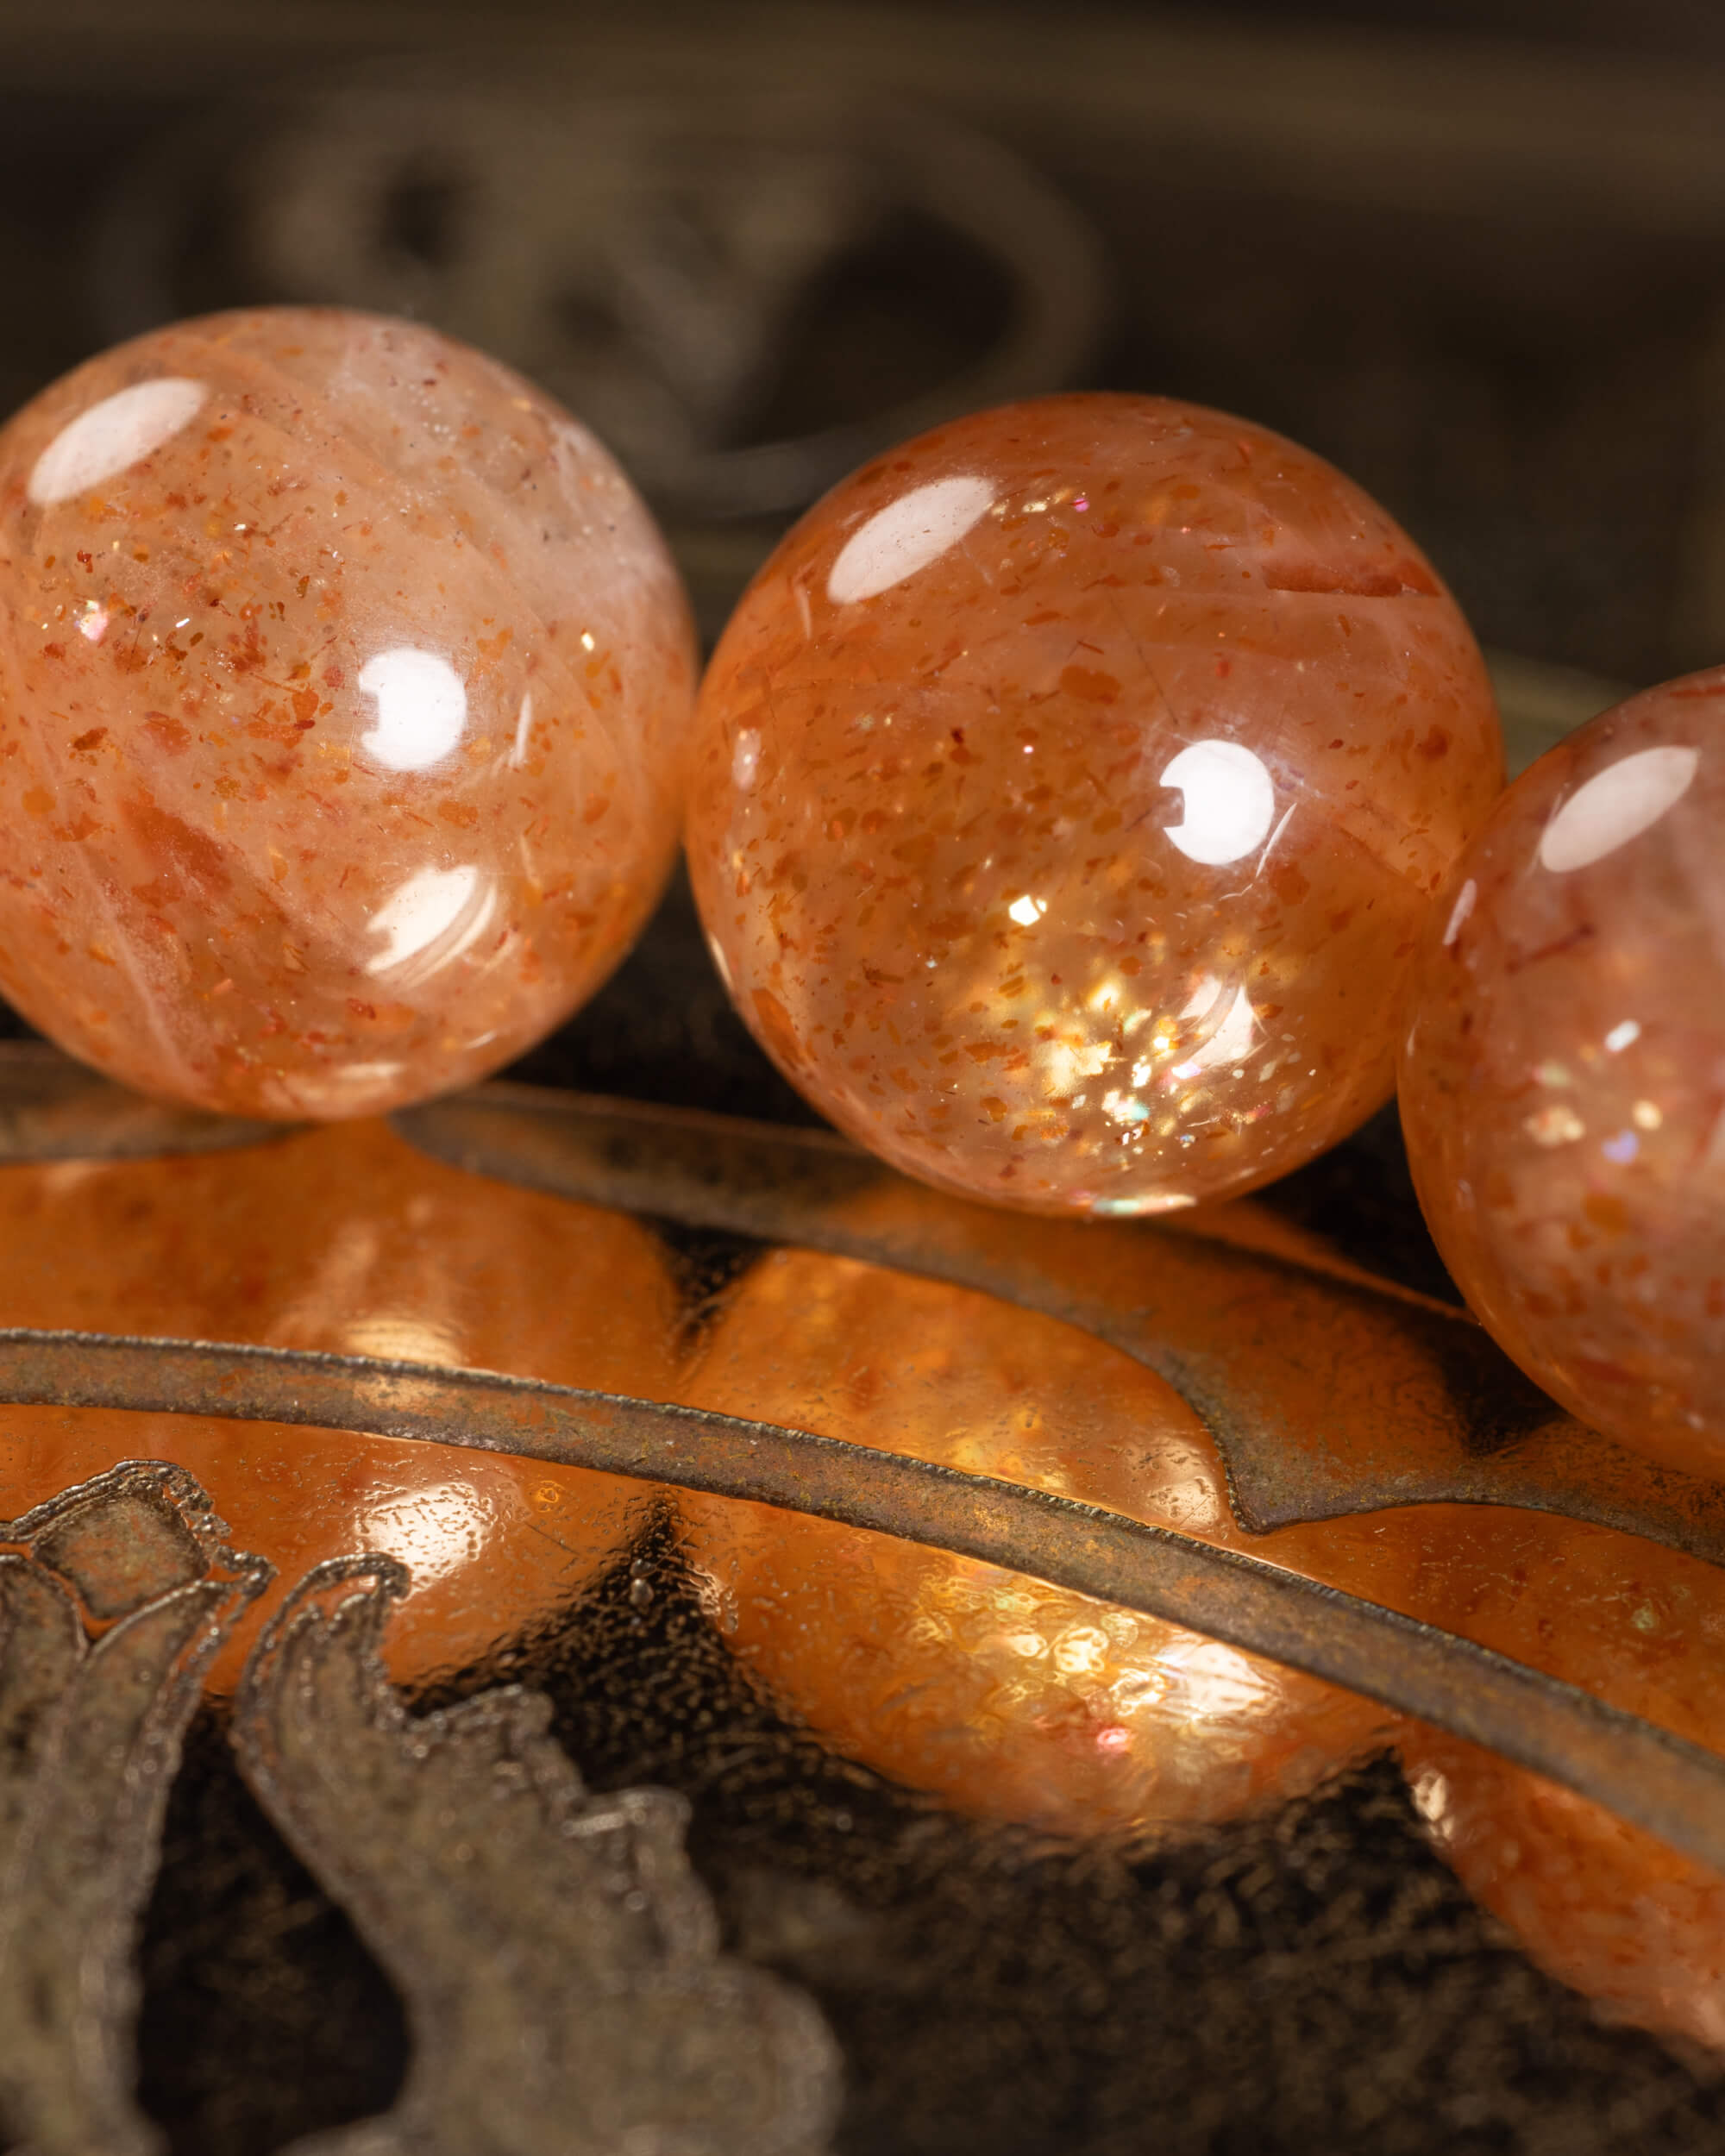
<box><xmin>1394</xmin><ymin>1506</ymin><xmax>1725</xmax><ymax>2053</ymax></box>
<box><xmin>1399</xmin><ymin>668</ymin><xmax>1725</xmax><ymax>1475</ymax></box>
<box><xmin>679</xmin><ymin>1245</ymin><xmax>1407</xmax><ymax>1836</ymax></box>
<box><xmin>0</xmin><ymin>308</ymin><xmax>694</xmax><ymax>1119</ymax></box>
<box><xmin>687</xmin><ymin>393</ymin><xmax>1502</xmax><ymax>1215</ymax></box>
<box><xmin>0</xmin><ymin>1121</ymin><xmax>679</xmax><ymax>1689</ymax></box>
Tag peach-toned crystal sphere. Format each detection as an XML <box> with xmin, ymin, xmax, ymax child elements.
<box><xmin>1400</xmin><ymin>669</ymin><xmax>1725</xmax><ymax>1476</ymax></box>
<box><xmin>679</xmin><ymin>1246</ymin><xmax>1409</xmax><ymax>1836</ymax></box>
<box><xmin>1394</xmin><ymin>1507</ymin><xmax>1725</xmax><ymax>2053</ymax></box>
<box><xmin>0</xmin><ymin>308</ymin><xmax>694</xmax><ymax>1118</ymax></box>
<box><xmin>688</xmin><ymin>394</ymin><xmax>1502</xmax><ymax>1215</ymax></box>
<box><xmin>0</xmin><ymin>1122</ymin><xmax>680</xmax><ymax>1689</ymax></box>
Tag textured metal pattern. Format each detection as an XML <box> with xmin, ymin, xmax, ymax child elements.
<box><xmin>0</xmin><ymin>1326</ymin><xmax>1722</xmax><ymax>1879</ymax></box>
<box><xmin>0</xmin><ymin>1463</ymin><xmax>269</xmax><ymax>2155</ymax></box>
<box><xmin>1</xmin><ymin>14</ymin><xmax>1722</xmax><ymax>2144</ymax></box>
<box><xmin>234</xmin><ymin>1555</ymin><xmax>840</xmax><ymax>2156</ymax></box>
<box><xmin>397</xmin><ymin>1084</ymin><xmax>1725</xmax><ymax>1568</ymax></box>
<box><xmin>0</xmin><ymin>1050</ymin><xmax>1717</xmax><ymax>1869</ymax></box>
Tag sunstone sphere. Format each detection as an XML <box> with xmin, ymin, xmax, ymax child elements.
<box><xmin>687</xmin><ymin>392</ymin><xmax>1502</xmax><ymax>1217</ymax></box>
<box><xmin>0</xmin><ymin>307</ymin><xmax>694</xmax><ymax>1118</ymax></box>
<box><xmin>1401</xmin><ymin>668</ymin><xmax>1725</xmax><ymax>1476</ymax></box>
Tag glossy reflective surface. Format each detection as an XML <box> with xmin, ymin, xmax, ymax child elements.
<box><xmin>679</xmin><ymin>1244</ymin><xmax>1411</xmax><ymax>1837</ymax></box>
<box><xmin>1394</xmin><ymin>1506</ymin><xmax>1725</xmax><ymax>2054</ymax></box>
<box><xmin>688</xmin><ymin>393</ymin><xmax>1502</xmax><ymax>1215</ymax></box>
<box><xmin>1400</xmin><ymin>668</ymin><xmax>1725</xmax><ymax>1476</ymax></box>
<box><xmin>0</xmin><ymin>1121</ymin><xmax>681</xmax><ymax>1688</ymax></box>
<box><xmin>0</xmin><ymin>308</ymin><xmax>695</xmax><ymax>1118</ymax></box>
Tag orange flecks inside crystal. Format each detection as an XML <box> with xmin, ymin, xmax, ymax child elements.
<box><xmin>688</xmin><ymin>393</ymin><xmax>1502</xmax><ymax>1215</ymax></box>
<box><xmin>1400</xmin><ymin>667</ymin><xmax>1725</xmax><ymax>1476</ymax></box>
<box><xmin>0</xmin><ymin>307</ymin><xmax>695</xmax><ymax>1119</ymax></box>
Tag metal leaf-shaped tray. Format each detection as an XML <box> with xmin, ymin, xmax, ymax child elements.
<box><xmin>0</xmin><ymin>1041</ymin><xmax>1716</xmax><ymax>1874</ymax></box>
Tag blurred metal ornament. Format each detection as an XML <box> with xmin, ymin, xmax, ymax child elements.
<box><xmin>0</xmin><ymin>1041</ymin><xmax>291</xmax><ymax>1164</ymax></box>
<box><xmin>89</xmin><ymin>66</ymin><xmax>1107</xmax><ymax>523</ymax></box>
<box><xmin>1485</xmin><ymin>649</ymin><xmax>1630</xmax><ymax>777</ymax></box>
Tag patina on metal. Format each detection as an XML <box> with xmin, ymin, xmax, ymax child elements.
<box><xmin>234</xmin><ymin>1553</ymin><xmax>841</xmax><ymax>2156</ymax></box>
<box><xmin>0</xmin><ymin>1327</ymin><xmax>1722</xmax><ymax>1881</ymax></box>
<box><xmin>395</xmin><ymin>1084</ymin><xmax>1725</xmax><ymax>1570</ymax></box>
<box><xmin>0</xmin><ymin>1043</ymin><xmax>291</xmax><ymax>1166</ymax></box>
<box><xmin>0</xmin><ymin>1463</ymin><xmax>270</xmax><ymax>2156</ymax></box>
<box><xmin>1</xmin><ymin>1050</ymin><xmax>1721</xmax><ymax>1875</ymax></box>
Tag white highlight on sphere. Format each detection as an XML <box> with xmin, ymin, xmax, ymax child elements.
<box><xmin>1171</xmin><ymin>974</ymin><xmax>1258</xmax><ymax>1080</ymax></box>
<box><xmin>1007</xmin><ymin>893</ymin><xmax>1047</xmax><ymax>927</ymax></box>
<box><xmin>1441</xmin><ymin>879</ymin><xmax>1477</xmax><ymax>947</ymax></box>
<box><xmin>508</xmin><ymin>692</ymin><xmax>535</xmax><ymax>769</ymax></box>
<box><xmin>1091</xmin><ymin>1190</ymin><xmax>1198</xmax><ymax>1218</ymax></box>
<box><xmin>1408</xmin><ymin>1766</ymin><xmax>1452</xmax><ymax>1829</ymax></box>
<box><xmin>28</xmin><ymin>378</ymin><xmax>209</xmax><ymax>505</ymax></box>
<box><xmin>343</xmin><ymin>1316</ymin><xmax>462</xmax><ymax>1366</ymax></box>
<box><xmin>1159</xmin><ymin>740</ymin><xmax>1276</xmax><ymax>867</ymax></box>
<box><xmin>704</xmin><ymin>929</ymin><xmax>735</xmax><ymax>995</ymax></box>
<box><xmin>321</xmin><ymin>1060</ymin><xmax>405</xmax><ymax>1095</ymax></box>
<box><xmin>367</xmin><ymin>863</ymin><xmax>497</xmax><ymax>985</ymax></box>
<box><xmin>825</xmin><ymin>475</ymin><xmax>995</xmax><ymax>605</ymax></box>
<box><xmin>1537</xmin><ymin>745</ymin><xmax>1700</xmax><ymax>873</ymax></box>
<box><xmin>358</xmin><ymin>647</ymin><xmax>469</xmax><ymax>772</ymax></box>
<box><xmin>1525</xmin><ymin>1103</ymin><xmax>1584</xmax><ymax>1148</ymax></box>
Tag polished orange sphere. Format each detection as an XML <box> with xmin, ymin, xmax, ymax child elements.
<box><xmin>0</xmin><ymin>308</ymin><xmax>694</xmax><ymax>1119</ymax></box>
<box><xmin>679</xmin><ymin>1244</ymin><xmax>1410</xmax><ymax>1837</ymax></box>
<box><xmin>688</xmin><ymin>393</ymin><xmax>1502</xmax><ymax>1215</ymax></box>
<box><xmin>1400</xmin><ymin>669</ymin><xmax>1725</xmax><ymax>1476</ymax></box>
<box><xmin>0</xmin><ymin>1121</ymin><xmax>680</xmax><ymax>1689</ymax></box>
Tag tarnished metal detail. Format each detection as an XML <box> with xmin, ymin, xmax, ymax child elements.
<box><xmin>3</xmin><ymin>1046</ymin><xmax>1714</xmax><ymax>1571</ymax></box>
<box><xmin>1</xmin><ymin>1329</ymin><xmax>1722</xmax><ymax>1877</ymax></box>
<box><xmin>395</xmin><ymin>1086</ymin><xmax>1725</xmax><ymax>1569</ymax></box>
<box><xmin>3</xmin><ymin>1054</ymin><xmax>1720</xmax><ymax>1876</ymax></box>
<box><xmin>0</xmin><ymin>1462</ymin><xmax>271</xmax><ymax>2155</ymax></box>
<box><xmin>0</xmin><ymin>1042</ymin><xmax>289</xmax><ymax>1164</ymax></box>
<box><xmin>233</xmin><ymin>1555</ymin><xmax>841</xmax><ymax>2156</ymax></box>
